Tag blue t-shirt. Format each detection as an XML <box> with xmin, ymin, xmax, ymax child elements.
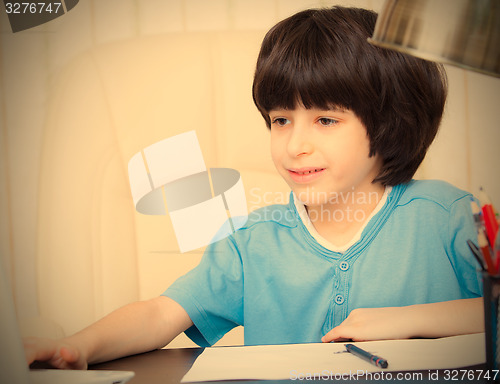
<box><xmin>163</xmin><ymin>180</ymin><xmax>483</xmax><ymax>347</ymax></box>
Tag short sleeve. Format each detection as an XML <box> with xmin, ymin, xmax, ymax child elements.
<box><xmin>447</xmin><ymin>194</ymin><xmax>484</xmax><ymax>298</ymax></box>
<box><xmin>162</xmin><ymin>235</ymin><xmax>244</xmax><ymax>347</ymax></box>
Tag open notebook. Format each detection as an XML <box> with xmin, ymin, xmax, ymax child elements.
<box><xmin>0</xmin><ymin>257</ymin><xmax>134</xmax><ymax>384</ymax></box>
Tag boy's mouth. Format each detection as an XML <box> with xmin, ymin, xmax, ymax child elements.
<box><xmin>287</xmin><ymin>167</ymin><xmax>326</xmax><ymax>183</ymax></box>
<box><xmin>289</xmin><ymin>168</ymin><xmax>325</xmax><ymax>175</ymax></box>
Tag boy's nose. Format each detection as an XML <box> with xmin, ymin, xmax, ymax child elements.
<box><xmin>287</xmin><ymin>126</ymin><xmax>313</xmax><ymax>157</ymax></box>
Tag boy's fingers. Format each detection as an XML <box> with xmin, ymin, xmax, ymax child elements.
<box><xmin>322</xmin><ymin>330</ymin><xmax>334</xmax><ymax>343</ymax></box>
<box><xmin>59</xmin><ymin>345</ymin><xmax>86</xmax><ymax>369</ymax></box>
<box><xmin>322</xmin><ymin>322</ymin><xmax>356</xmax><ymax>343</ymax></box>
<box><xmin>322</xmin><ymin>327</ymin><xmax>346</xmax><ymax>343</ymax></box>
<box><xmin>23</xmin><ymin>337</ymin><xmax>86</xmax><ymax>369</ymax></box>
<box><xmin>24</xmin><ymin>337</ymin><xmax>58</xmax><ymax>365</ymax></box>
<box><xmin>59</xmin><ymin>346</ymin><xmax>78</xmax><ymax>362</ymax></box>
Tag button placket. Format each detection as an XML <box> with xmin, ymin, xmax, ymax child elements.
<box><xmin>333</xmin><ymin>270</ymin><xmax>339</xmax><ymax>289</ymax></box>
<box><xmin>334</xmin><ymin>260</ymin><xmax>349</xmax><ymax>310</ymax></box>
<box><xmin>339</xmin><ymin>261</ymin><xmax>349</xmax><ymax>271</ymax></box>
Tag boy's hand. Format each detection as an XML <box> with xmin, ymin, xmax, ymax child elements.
<box><xmin>321</xmin><ymin>307</ymin><xmax>412</xmax><ymax>343</ymax></box>
<box><xmin>321</xmin><ymin>299</ymin><xmax>484</xmax><ymax>343</ymax></box>
<box><xmin>24</xmin><ymin>337</ymin><xmax>88</xmax><ymax>370</ymax></box>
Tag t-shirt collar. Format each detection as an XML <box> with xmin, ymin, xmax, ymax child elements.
<box><xmin>292</xmin><ymin>186</ymin><xmax>392</xmax><ymax>253</ymax></box>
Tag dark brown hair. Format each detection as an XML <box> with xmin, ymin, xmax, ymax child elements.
<box><xmin>252</xmin><ymin>6</ymin><xmax>448</xmax><ymax>186</ymax></box>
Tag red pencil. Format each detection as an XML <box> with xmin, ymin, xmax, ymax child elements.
<box><xmin>479</xmin><ymin>187</ymin><xmax>499</xmax><ymax>249</ymax></box>
<box><xmin>471</xmin><ymin>199</ymin><xmax>496</xmax><ymax>274</ymax></box>
<box><xmin>478</xmin><ymin>230</ymin><xmax>496</xmax><ymax>274</ymax></box>
<box><xmin>495</xmin><ymin>231</ymin><xmax>500</xmax><ymax>272</ymax></box>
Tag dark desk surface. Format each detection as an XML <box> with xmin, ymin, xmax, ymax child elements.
<box><xmin>90</xmin><ymin>347</ymin><xmax>488</xmax><ymax>384</ymax></box>
<box><xmin>90</xmin><ymin>348</ymin><xmax>204</xmax><ymax>384</ymax></box>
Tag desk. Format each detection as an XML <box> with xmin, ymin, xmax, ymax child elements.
<box><xmin>90</xmin><ymin>347</ymin><xmax>487</xmax><ymax>384</ymax></box>
<box><xmin>90</xmin><ymin>348</ymin><xmax>203</xmax><ymax>384</ymax></box>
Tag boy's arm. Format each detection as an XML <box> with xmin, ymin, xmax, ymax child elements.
<box><xmin>321</xmin><ymin>297</ymin><xmax>483</xmax><ymax>342</ymax></box>
<box><xmin>24</xmin><ymin>296</ymin><xmax>192</xmax><ymax>368</ymax></box>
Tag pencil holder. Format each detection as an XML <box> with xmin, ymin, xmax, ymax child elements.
<box><xmin>483</xmin><ymin>272</ymin><xmax>500</xmax><ymax>373</ymax></box>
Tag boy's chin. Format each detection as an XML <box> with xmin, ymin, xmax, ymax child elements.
<box><xmin>293</xmin><ymin>191</ymin><xmax>332</xmax><ymax>208</ymax></box>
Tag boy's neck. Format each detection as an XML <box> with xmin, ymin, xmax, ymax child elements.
<box><xmin>304</xmin><ymin>183</ymin><xmax>386</xmax><ymax>248</ymax></box>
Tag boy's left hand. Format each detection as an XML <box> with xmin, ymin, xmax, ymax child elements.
<box><xmin>321</xmin><ymin>298</ymin><xmax>484</xmax><ymax>343</ymax></box>
<box><xmin>321</xmin><ymin>307</ymin><xmax>413</xmax><ymax>343</ymax></box>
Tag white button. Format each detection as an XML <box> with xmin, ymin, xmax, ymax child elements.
<box><xmin>339</xmin><ymin>261</ymin><xmax>349</xmax><ymax>271</ymax></box>
<box><xmin>335</xmin><ymin>294</ymin><xmax>344</xmax><ymax>304</ymax></box>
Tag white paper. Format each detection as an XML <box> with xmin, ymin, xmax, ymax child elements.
<box><xmin>181</xmin><ymin>333</ymin><xmax>485</xmax><ymax>382</ymax></box>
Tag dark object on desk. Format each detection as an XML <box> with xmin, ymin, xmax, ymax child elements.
<box><xmin>91</xmin><ymin>348</ymin><xmax>203</xmax><ymax>384</ymax></box>
<box><xmin>483</xmin><ymin>272</ymin><xmax>500</xmax><ymax>373</ymax></box>
<box><xmin>345</xmin><ymin>343</ymin><xmax>388</xmax><ymax>369</ymax></box>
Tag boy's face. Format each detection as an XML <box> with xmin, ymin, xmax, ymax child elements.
<box><xmin>269</xmin><ymin>106</ymin><xmax>383</xmax><ymax>208</ymax></box>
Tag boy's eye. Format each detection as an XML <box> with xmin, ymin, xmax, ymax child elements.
<box><xmin>271</xmin><ymin>117</ymin><xmax>290</xmax><ymax>127</ymax></box>
<box><xmin>318</xmin><ymin>117</ymin><xmax>338</xmax><ymax>126</ymax></box>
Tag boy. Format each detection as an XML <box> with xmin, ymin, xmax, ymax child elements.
<box><xmin>24</xmin><ymin>6</ymin><xmax>483</xmax><ymax>369</ymax></box>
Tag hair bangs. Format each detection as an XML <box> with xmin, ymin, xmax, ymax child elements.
<box><xmin>253</xmin><ymin>14</ymin><xmax>355</xmax><ymax>125</ymax></box>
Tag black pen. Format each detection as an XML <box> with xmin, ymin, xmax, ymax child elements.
<box><xmin>345</xmin><ymin>343</ymin><xmax>388</xmax><ymax>368</ymax></box>
<box><xmin>467</xmin><ymin>239</ymin><xmax>486</xmax><ymax>271</ymax></box>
